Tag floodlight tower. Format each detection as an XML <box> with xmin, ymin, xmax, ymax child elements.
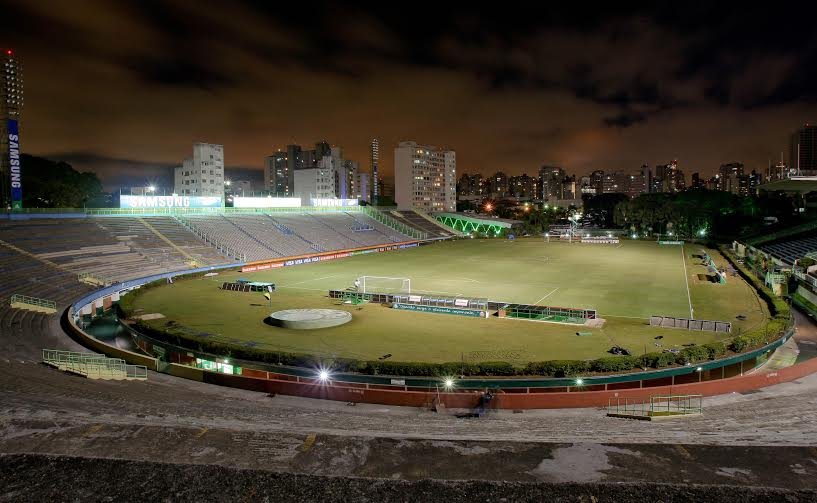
<box><xmin>568</xmin><ymin>211</ymin><xmax>582</xmax><ymax>243</ymax></box>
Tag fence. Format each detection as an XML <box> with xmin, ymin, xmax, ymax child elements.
<box><xmin>42</xmin><ymin>349</ymin><xmax>148</xmax><ymax>380</ymax></box>
<box><xmin>329</xmin><ymin>290</ymin><xmax>490</xmax><ymax>310</ymax></box>
<box><xmin>10</xmin><ymin>294</ymin><xmax>57</xmax><ymax>312</ymax></box>
<box><xmin>501</xmin><ymin>304</ymin><xmax>597</xmax><ymax>322</ymax></box>
<box><xmin>607</xmin><ymin>394</ymin><xmax>703</xmax><ymax>418</ymax></box>
<box><xmin>649</xmin><ymin>315</ymin><xmax>731</xmax><ymax>333</ymax></box>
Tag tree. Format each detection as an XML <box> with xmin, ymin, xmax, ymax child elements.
<box><xmin>583</xmin><ymin>193</ymin><xmax>629</xmax><ymax>228</ymax></box>
<box><xmin>20</xmin><ymin>154</ymin><xmax>103</xmax><ymax>208</ymax></box>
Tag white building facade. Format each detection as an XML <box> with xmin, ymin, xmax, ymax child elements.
<box><xmin>174</xmin><ymin>143</ymin><xmax>225</xmax><ymax>197</ymax></box>
<box><xmin>394</xmin><ymin>141</ymin><xmax>456</xmax><ymax>212</ymax></box>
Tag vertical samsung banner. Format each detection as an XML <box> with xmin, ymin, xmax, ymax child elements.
<box><xmin>8</xmin><ymin>120</ymin><xmax>22</xmax><ymax>209</ymax></box>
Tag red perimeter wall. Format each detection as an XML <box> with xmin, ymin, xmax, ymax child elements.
<box><xmin>196</xmin><ymin>357</ymin><xmax>817</xmax><ymax>409</ymax></box>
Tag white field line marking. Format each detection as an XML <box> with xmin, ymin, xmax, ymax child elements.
<box><xmin>681</xmin><ymin>244</ymin><xmax>693</xmax><ymax>319</ymax></box>
<box><xmin>534</xmin><ymin>287</ymin><xmax>559</xmax><ymax>305</ymax></box>
<box><xmin>278</xmin><ymin>274</ymin><xmax>341</xmax><ymax>288</ymax></box>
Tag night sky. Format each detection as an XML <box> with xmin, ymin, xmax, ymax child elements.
<box><xmin>3</xmin><ymin>1</ymin><xmax>817</xmax><ymax>190</ymax></box>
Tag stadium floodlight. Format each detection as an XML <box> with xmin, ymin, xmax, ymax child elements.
<box><xmin>698</xmin><ymin>229</ymin><xmax>707</xmax><ymax>237</ymax></box>
<box><xmin>575</xmin><ymin>378</ymin><xmax>584</xmax><ymax>386</ymax></box>
<box><xmin>696</xmin><ymin>366</ymin><xmax>703</xmax><ymax>372</ymax></box>
<box><xmin>148</xmin><ymin>185</ymin><xmax>156</xmax><ymax>192</ymax></box>
<box><xmin>318</xmin><ymin>370</ymin><xmax>330</xmax><ymax>381</ymax></box>
<box><xmin>443</xmin><ymin>378</ymin><xmax>454</xmax><ymax>389</ymax></box>
<box><xmin>631</xmin><ymin>233</ymin><xmax>637</xmax><ymax>239</ymax></box>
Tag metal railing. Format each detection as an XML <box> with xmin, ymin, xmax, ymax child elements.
<box><xmin>359</xmin><ymin>206</ymin><xmax>428</xmax><ymax>240</ymax></box>
<box><xmin>607</xmin><ymin>394</ymin><xmax>703</xmax><ymax>417</ymax></box>
<box><xmin>794</xmin><ymin>269</ymin><xmax>817</xmax><ymax>289</ymax></box>
<box><xmin>77</xmin><ymin>272</ymin><xmax>113</xmax><ymax>287</ymax></box>
<box><xmin>10</xmin><ymin>294</ymin><xmax>57</xmax><ymax>310</ymax></box>
<box><xmin>174</xmin><ymin>215</ymin><xmax>247</xmax><ymax>262</ymax></box>
<box><xmin>42</xmin><ymin>349</ymin><xmax>148</xmax><ymax>380</ymax></box>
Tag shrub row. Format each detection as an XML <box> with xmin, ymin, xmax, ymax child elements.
<box><xmin>719</xmin><ymin>246</ymin><xmax>791</xmax><ymax>354</ymax></box>
<box><xmin>130</xmin><ymin>319</ymin><xmax>739</xmax><ymax>377</ymax></box>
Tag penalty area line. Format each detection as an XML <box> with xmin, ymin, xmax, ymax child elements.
<box><xmin>681</xmin><ymin>245</ymin><xmax>693</xmax><ymax>319</ymax></box>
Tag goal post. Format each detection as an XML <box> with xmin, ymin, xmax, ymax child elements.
<box><xmin>357</xmin><ymin>276</ymin><xmax>411</xmax><ymax>294</ymax></box>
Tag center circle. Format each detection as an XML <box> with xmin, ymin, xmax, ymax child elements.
<box><xmin>268</xmin><ymin>309</ymin><xmax>352</xmax><ymax>330</ymax></box>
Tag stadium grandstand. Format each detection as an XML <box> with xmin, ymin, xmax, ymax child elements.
<box><xmin>390</xmin><ymin>209</ymin><xmax>461</xmax><ymax>238</ymax></box>
<box><xmin>0</xmin><ymin>207</ymin><xmax>425</xmax><ymax>309</ymax></box>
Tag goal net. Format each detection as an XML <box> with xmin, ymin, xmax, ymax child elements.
<box><xmin>357</xmin><ymin>276</ymin><xmax>411</xmax><ymax>294</ymax></box>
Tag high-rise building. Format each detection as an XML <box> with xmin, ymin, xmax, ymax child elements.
<box><xmin>394</xmin><ymin>141</ymin><xmax>456</xmax><ymax>212</ymax></box>
<box><xmin>457</xmin><ymin>173</ymin><xmax>484</xmax><ymax>197</ymax></box>
<box><xmin>641</xmin><ymin>165</ymin><xmax>652</xmax><ymax>193</ymax></box>
<box><xmin>286</xmin><ymin>144</ymin><xmax>305</xmax><ymax>175</ymax></box>
<box><xmin>539</xmin><ymin>166</ymin><xmax>566</xmax><ymax>200</ymax></box>
<box><xmin>691</xmin><ymin>172</ymin><xmax>704</xmax><ymax>189</ymax></box>
<box><xmin>264</xmin><ymin>150</ymin><xmax>292</xmax><ymax>196</ymax></box>
<box><xmin>294</xmin><ymin>154</ymin><xmax>336</xmax><ymax>204</ymax></box>
<box><xmin>590</xmin><ymin>170</ymin><xmax>604</xmax><ymax>196</ymax></box>
<box><xmin>717</xmin><ymin>162</ymin><xmax>744</xmax><ymax>192</ymax></box>
<box><xmin>626</xmin><ymin>172</ymin><xmax>647</xmax><ymax>198</ymax></box>
<box><xmin>488</xmin><ymin>171</ymin><xmax>509</xmax><ymax>198</ymax></box>
<box><xmin>336</xmin><ymin>157</ymin><xmax>359</xmax><ymax>200</ymax></box>
<box><xmin>356</xmin><ymin>172</ymin><xmax>370</xmax><ymax>203</ymax></box>
<box><xmin>790</xmin><ymin>123</ymin><xmax>817</xmax><ymax>175</ymax></box>
<box><xmin>655</xmin><ymin>160</ymin><xmax>685</xmax><ymax>192</ymax></box>
<box><xmin>1</xmin><ymin>49</ymin><xmax>24</xmax><ymax>209</ymax></box>
<box><xmin>602</xmin><ymin>171</ymin><xmax>627</xmax><ymax>194</ymax></box>
<box><xmin>173</xmin><ymin>143</ymin><xmax>225</xmax><ymax>197</ymax></box>
<box><xmin>509</xmin><ymin>173</ymin><xmax>536</xmax><ymax>199</ymax></box>
<box><xmin>370</xmin><ymin>139</ymin><xmax>379</xmax><ymax>204</ymax></box>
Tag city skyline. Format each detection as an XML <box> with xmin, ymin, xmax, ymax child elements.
<box><xmin>4</xmin><ymin>3</ymin><xmax>817</xmax><ymax>190</ymax></box>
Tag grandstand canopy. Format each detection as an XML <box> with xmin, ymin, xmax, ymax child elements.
<box><xmin>435</xmin><ymin>212</ymin><xmax>518</xmax><ymax>234</ymax></box>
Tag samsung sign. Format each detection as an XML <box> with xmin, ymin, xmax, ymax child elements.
<box><xmin>8</xmin><ymin>120</ymin><xmax>22</xmax><ymax>209</ymax></box>
<box><xmin>233</xmin><ymin>197</ymin><xmax>301</xmax><ymax>208</ymax></box>
<box><xmin>119</xmin><ymin>195</ymin><xmax>223</xmax><ymax>209</ymax></box>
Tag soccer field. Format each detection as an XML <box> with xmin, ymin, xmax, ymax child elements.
<box><xmin>128</xmin><ymin>239</ymin><xmax>769</xmax><ymax>363</ymax></box>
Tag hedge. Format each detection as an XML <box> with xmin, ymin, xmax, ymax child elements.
<box><xmin>590</xmin><ymin>356</ymin><xmax>639</xmax><ymax>372</ymax></box>
<box><xmin>640</xmin><ymin>351</ymin><xmax>676</xmax><ymax>368</ymax></box>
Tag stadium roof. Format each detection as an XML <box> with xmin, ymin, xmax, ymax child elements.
<box><xmin>758</xmin><ymin>178</ymin><xmax>817</xmax><ymax>193</ymax></box>
<box><xmin>434</xmin><ymin>212</ymin><xmax>519</xmax><ymax>228</ymax></box>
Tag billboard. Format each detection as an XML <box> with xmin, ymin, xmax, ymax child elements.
<box><xmin>8</xmin><ymin>119</ymin><xmax>22</xmax><ymax>209</ymax></box>
<box><xmin>310</xmin><ymin>198</ymin><xmax>358</xmax><ymax>207</ymax></box>
<box><xmin>233</xmin><ymin>197</ymin><xmax>301</xmax><ymax>208</ymax></box>
<box><xmin>119</xmin><ymin>195</ymin><xmax>223</xmax><ymax>209</ymax></box>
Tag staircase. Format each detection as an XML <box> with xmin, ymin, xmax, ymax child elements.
<box><xmin>42</xmin><ymin>349</ymin><xmax>148</xmax><ymax>380</ymax></box>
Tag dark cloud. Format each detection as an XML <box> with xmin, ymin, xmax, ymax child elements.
<box><xmin>4</xmin><ymin>1</ymin><xmax>817</xmax><ymax>183</ymax></box>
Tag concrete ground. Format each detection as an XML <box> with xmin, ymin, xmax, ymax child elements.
<box><xmin>2</xmin><ymin>308</ymin><xmax>817</xmax><ymax>500</ymax></box>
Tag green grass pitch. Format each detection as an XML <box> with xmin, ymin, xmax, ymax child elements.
<box><xmin>130</xmin><ymin>239</ymin><xmax>769</xmax><ymax>364</ymax></box>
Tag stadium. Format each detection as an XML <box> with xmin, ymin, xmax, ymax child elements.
<box><xmin>5</xmin><ymin>5</ymin><xmax>817</xmax><ymax>498</ymax></box>
<box><xmin>4</xmin><ymin>199</ymin><xmax>817</xmax><ymax>500</ymax></box>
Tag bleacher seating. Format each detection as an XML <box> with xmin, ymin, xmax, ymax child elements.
<box><xmin>0</xmin><ymin>210</ymin><xmax>421</xmax><ymax>310</ymax></box>
<box><xmin>391</xmin><ymin>210</ymin><xmax>457</xmax><ymax>238</ymax></box>
<box><xmin>758</xmin><ymin>233</ymin><xmax>817</xmax><ymax>265</ymax></box>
